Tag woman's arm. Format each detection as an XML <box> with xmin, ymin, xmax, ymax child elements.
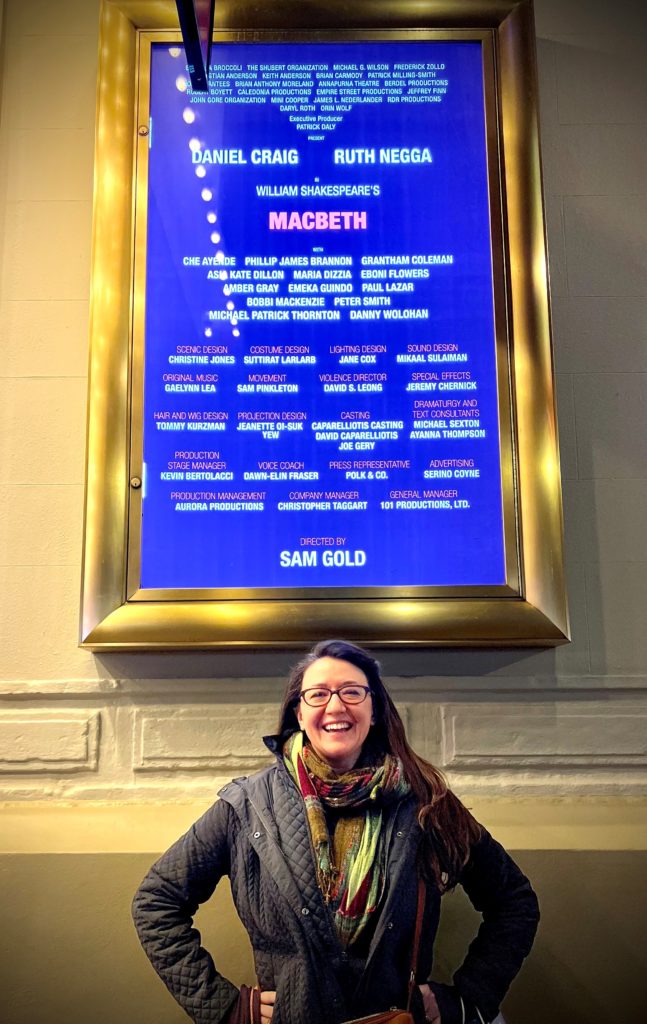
<box><xmin>429</xmin><ymin>828</ymin><xmax>540</xmax><ymax>1024</ymax></box>
<box><xmin>132</xmin><ymin>798</ymin><xmax>241</xmax><ymax>1024</ymax></box>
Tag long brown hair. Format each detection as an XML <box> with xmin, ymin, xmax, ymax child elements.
<box><xmin>278</xmin><ymin>639</ymin><xmax>481</xmax><ymax>888</ymax></box>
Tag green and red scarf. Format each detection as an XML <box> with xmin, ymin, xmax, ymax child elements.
<box><xmin>283</xmin><ymin>730</ymin><xmax>410</xmax><ymax>948</ymax></box>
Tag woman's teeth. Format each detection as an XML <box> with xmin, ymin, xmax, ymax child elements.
<box><xmin>323</xmin><ymin>723</ymin><xmax>351</xmax><ymax>731</ymax></box>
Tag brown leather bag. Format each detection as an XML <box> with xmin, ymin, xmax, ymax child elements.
<box><xmin>225</xmin><ymin>984</ymin><xmax>261</xmax><ymax>1024</ymax></box>
<box><xmin>342</xmin><ymin>1013</ymin><xmax>414</xmax><ymax>1024</ymax></box>
<box><xmin>343</xmin><ymin>879</ymin><xmax>426</xmax><ymax>1024</ymax></box>
<box><xmin>343</xmin><ymin>1013</ymin><xmax>413</xmax><ymax>1024</ymax></box>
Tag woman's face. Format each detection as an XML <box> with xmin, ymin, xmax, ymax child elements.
<box><xmin>296</xmin><ymin>656</ymin><xmax>374</xmax><ymax>772</ymax></box>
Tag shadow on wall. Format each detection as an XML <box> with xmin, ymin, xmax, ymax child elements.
<box><xmin>94</xmin><ymin>641</ymin><xmax>566</xmax><ymax>689</ymax></box>
<box><xmin>537</xmin><ymin>22</ymin><xmax>647</xmax><ymax>681</ymax></box>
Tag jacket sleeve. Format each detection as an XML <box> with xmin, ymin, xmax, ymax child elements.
<box><xmin>430</xmin><ymin>828</ymin><xmax>540</xmax><ymax>1024</ymax></box>
<box><xmin>132</xmin><ymin>798</ymin><xmax>240</xmax><ymax>1024</ymax></box>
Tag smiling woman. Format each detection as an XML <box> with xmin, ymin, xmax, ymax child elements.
<box><xmin>296</xmin><ymin>656</ymin><xmax>375</xmax><ymax>771</ymax></box>
<box><xmin>133</xmin><ymin>640</ymin><xmax>539</xmax><ymax>1024</ymax></box>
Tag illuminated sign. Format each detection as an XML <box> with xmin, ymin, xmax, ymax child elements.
<box><xmin>141</xmin><ymin>40</ymin><xmax>504</xmax><ymax>590</ymax></box>
<box><xmin>81</xmin><ymin>0</ymin><xmax>568</xmax><ymax>648</ymax></box>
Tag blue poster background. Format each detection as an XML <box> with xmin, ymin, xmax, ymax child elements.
<box><xmin>140</xmin><ymin>40</ymin><xmax>505</xmax><ymax>589</ymax></box>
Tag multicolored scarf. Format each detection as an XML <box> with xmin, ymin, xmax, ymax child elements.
<box><xmin>284</xmin><ymin>731</ymin><xmax>410</xmax><ymax>947</ymax></box>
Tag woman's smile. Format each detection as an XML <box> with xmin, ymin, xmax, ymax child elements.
<box><xmin>296</xmin><ymin>657</ymin><xmax>373</xmax><ymax>772</ymax></box>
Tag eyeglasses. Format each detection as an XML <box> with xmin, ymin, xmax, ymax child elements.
<box><xmin>299</xmin><ymin>685</ymin><xmax>372</xmax><ymax>708</ymax></box>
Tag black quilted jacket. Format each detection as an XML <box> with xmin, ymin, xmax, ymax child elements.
<box><xmin>132</xmin><ymin>738</ymin><xmax>539</xmax><ymax>1024</ymax></box>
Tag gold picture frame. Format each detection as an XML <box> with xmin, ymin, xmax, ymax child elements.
<box><xmin>80</xmin><ymin>0</ymin><xmax>568</xmax><ymax>649</ymax></box>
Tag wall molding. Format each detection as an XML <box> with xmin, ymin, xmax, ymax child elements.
<box><xmin>0</xmin><ymin>689</ymin><xmax>646</xmax><ymax>799</ymax></box>
<box><xmin>133</xmin><ymin>706</ymin><xmax>275</xmax><ymax>772</ymax></box>
<box><xmin>0</xmin><ymin>709</ymin><xmax>100</xmax><ymax>773</ymax></box>
<box><xmin>443</xmin><ymin>702</ymin><xmax>647</xmax><ymax>770</ymax></box>
<box><xmin>2</xmin><ymin>675</ymin><xmax>647</xmax><ymax>699</ymax></box>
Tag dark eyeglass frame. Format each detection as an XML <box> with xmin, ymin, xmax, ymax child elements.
<box><xmin>298</xmin><ymin>685</ymin><xmax>372</xmax><ymax>708</ymax></box>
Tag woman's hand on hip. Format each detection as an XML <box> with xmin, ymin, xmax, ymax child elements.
<box><xmin>418</xmin><ymin>984</ymin><xmax>441</xmax><ymax>1024</ymax></box>
<box><xmin>259</xmin><ymin>989</ymin><xmax>276</xmax><ymax>1022</ymax></box>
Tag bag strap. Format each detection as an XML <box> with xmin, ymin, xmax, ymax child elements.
<box><xmin>406</xmin><ymin>877</ymin><xmax>426</xmax><ymax>1011</ymax></box>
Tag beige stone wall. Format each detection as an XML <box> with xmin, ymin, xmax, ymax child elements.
<box><xmin>1</xmin><ymin>0</ymin><xmax>647</xmax><ymax>807</ymax></box>
<box><xmin>0</xmin><ymin>2</ymin><xmax>646</xmax><ymax>1019</ymax></box>
<box><xmin>1</xmin><ymin>2</ymin><xmax>647</xmax><ymax>806</ymax></box>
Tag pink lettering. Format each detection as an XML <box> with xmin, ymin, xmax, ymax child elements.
<box><xmin>268</xmin><ymin>211</ymin><xmax>368</xmax><ymax>231</ymax></box>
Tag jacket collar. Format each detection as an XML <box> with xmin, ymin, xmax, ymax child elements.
<box><xmin>263</xmin><ymin>732</ymin><xmax>288</xmax><ymax>756</ymax></box>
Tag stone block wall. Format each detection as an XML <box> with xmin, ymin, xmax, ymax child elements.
<box><xmin>0</xmin><ymin>0</ymin><xmax>646</xmax><ymax>802</ymax></box>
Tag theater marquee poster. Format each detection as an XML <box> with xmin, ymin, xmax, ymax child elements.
<box><xmin>80</xmin><ymin>0</ymin><xmax>569</xmax><ymax>649</ymax></box>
